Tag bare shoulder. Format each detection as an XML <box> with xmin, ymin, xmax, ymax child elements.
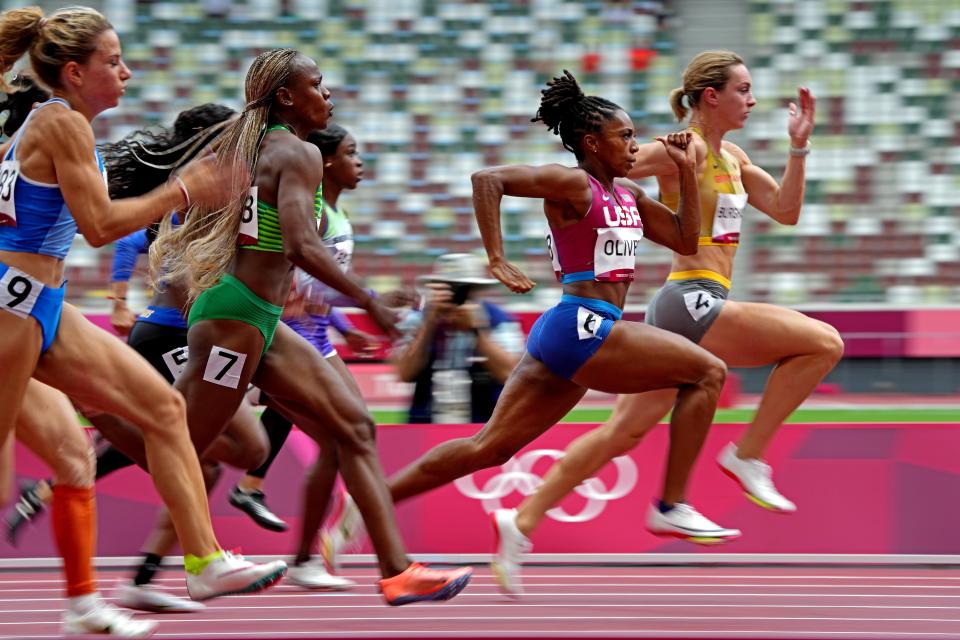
<box><xmin>721</xmin><ymin>140</ymin><xmax>752</xmax><ymax>166</ymax></box>
<box><xmin>261</xmin><ymin>131</ymin><xmax>322</xmax><ymax>176</ymax></box>
<box><xmin>613</xmin><ymin>177</ymin><xmax>644</xmax><ymax>200</ymax></box>
<box><xmin>36</xmin><ymin>107</ymin><xmax>95</xmax><ymax>155</ymax></box>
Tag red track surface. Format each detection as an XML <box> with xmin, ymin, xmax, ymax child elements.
<box><xmin>4</xmin><ymin>565</ymin><xmax>960</xmax><ymax>639</ymax></box>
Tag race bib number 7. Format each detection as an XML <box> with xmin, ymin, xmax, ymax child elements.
<box><xmin>202</xmin><ymin>346</ymin><xmax>247</xmax><ymax>389</ymax></box>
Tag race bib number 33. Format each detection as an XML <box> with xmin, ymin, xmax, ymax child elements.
<box><xmin>0</xmin><ymin>159</ymin><xmax>20</xmax><ymax>226</ymax></box>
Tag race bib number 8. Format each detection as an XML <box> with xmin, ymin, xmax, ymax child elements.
<box><xmin>237</xmin><ymin>186</ymin><xmax>259</xmax><ymax>245</ymax></box>
<box><xmin>202</xmin><ymin>346</ymin><xmax>247</xmax><ymax>389</ymax></box>
<box><xmin>0</xmin><ymin>159</ymin><xmax>20</xmax><ymax>226</ymax></box>
<box><xmin>0</xmin><ymin>267</ymin><xmax>42</xmax><ymax>319</ymax></box>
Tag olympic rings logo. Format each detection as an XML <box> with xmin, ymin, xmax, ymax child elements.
<box><xmin>453</xmin><ymin>449</ymin><xmax>638</xmax><ymax>523</ymax></box>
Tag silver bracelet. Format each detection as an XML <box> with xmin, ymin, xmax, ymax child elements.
<box><xmin>789</xmin><ymin>141</ymin><xmax>811</xmax><ymax>157</ymax></box>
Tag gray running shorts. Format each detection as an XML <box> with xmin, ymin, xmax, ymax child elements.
<box><xmin>644</xmin><ymin>278</ymin><xmax>730</xmax><ymax>344</ymax></box>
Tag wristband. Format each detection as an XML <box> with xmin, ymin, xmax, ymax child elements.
<box><xmin>789</xmin><ymin>141</ymin><xmax>811</xmax><ymax>157</ymax></box>
<box><xmin>172</xmin><ymin>175</ymin><xmax>191</xmax><ymax>208</ymax></box>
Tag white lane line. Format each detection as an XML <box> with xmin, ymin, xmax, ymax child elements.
<box><xmin>10</xmin><ymin>591</ymin><xmax>960</xmax><ymax>603</ymax></box>
<box><xmin>6</xmin><ymin>614</ymin><xmax>960</xmax><ymax>625</ymax></box>
<box><xmin>5</xmin><ymin>574</ymin><xmax>960</xmax><ymax>584</ymax></box>
<box><xmin>5</xmin><ymin>582</ymin><xmax>960</xmax><ymax>594</ymax></box>
<box><xmin>11</xmin><ymin>602</ymin><xmax>960</xmax><ymax>615</ymax></box>
<box><xmin>10</xmin><ymin>631</ymin><xmax>960</xmax><ymax>639</ymax></box>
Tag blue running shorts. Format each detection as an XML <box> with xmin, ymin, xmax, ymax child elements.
<box><xmin>0</xmin><ymin>261</ymin><xmax>66</xmax><ymax>353</ymax></box>
<box><xmin>526</xmin><ymin>294</ymin><xmax>622</xmax><ymax>380</ymax></box>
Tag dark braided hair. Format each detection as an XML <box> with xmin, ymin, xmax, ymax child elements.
<box><xmin>532</xmin><ymin>70</ymin><xmax>623</xmax><ymax>161</ymax></box>
<box><xmin>0</xmin><ymin>74</ymin><xmax>50</xmax><ymax>137</ymax></box>
<box><xmin>306</xmin><ymin>124</ymin><xmax>349</xmax><ymax>158</ymax></box>
<box><xmin>101</xmin><ymin>103</ymin><xmax>235</xmax><ymax>199</ymax></box>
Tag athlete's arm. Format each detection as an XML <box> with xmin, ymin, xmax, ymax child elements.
<box><xmin>471</xmin><ymin>163</ymin><xmax>590</xmax><ymax>293</ymax></box>
<box><xmin>52</xmin><ymin>110</ymin><xmax>233</xmax><ymax>247</ymax></box>
<box><xmin>108</xmin><ymin>229</ymin><xmax>148</xmax><ymax>335</ymax></box>
<box><xmin>629</xmin><ymin>132</ymin><xmax>700</xmax><ymax>255</ymax></box>
<box><xmin>735</xmin><ymin>87</ymin><xmax>814</xmax><ymax>226</ymax></box>
<box><xmin>732</xmin><ymin>143</ymin><xmax>806</xmax><ymax>226</ymax></box>
<box><xmin>277</xmin><ymin>144</ymin><xmax>398</xmax><ymax>337</ymax></box>
<box><xmin>626</xmin><ymin>138</ymin><xmax>681</xmax><ymax>180</ymax></box>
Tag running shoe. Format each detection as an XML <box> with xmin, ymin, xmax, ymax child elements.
<box><xmin>62</xmin><ymin>600</ymin><xmax>157</xmax><ymax>637</ymax></box>
<box><xmin>114</xmin><ymin>583</ymin><xmax>206</xmax><ymax>613</ymax></box>
<box><xmin>185</xmin><ymin>551</ymin><xmax>286</xmax><ymax>601</ymax></box>
<box><xmin>228</xmin><ymin>485</ymin><xmax>288</xmax><ymax>532</ymax></box>
<box><xmin>320</xmin><ymin>490</ymin><xmax>366</xmax><ymax>574</ymax></box>
<box><xmin>718</xmin><ymin>442</ymin><xmax>797</xmax><ymax>513</ymax></box>
<box><xmin>378</xmin><ymin>563</ymin><xmax>473</xmax><ymax>606</ymax></box>
<box><xmin>5</xmin><ymin>481</ymin><xmax>47</xmax><ymax>547</ymax></box>
<box><xmin>645</xmin><ymin>503</ymin><xmax>741</xmax><ymax>544</ymax></box>
<box><xmin>287</xmin><ymin>558</ymin><xmax>356</xmax><ymax>591</ymax></box>
<box><xmin>490</xmin><ymin>508</ymin><xmax>532</xmax><ymax>596</ymax></box>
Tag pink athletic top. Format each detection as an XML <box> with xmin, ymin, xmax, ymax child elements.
<box><xmin>545</xmin><ymin>172</ymin><xmax>644</xmax><ymax>283</ymax></box>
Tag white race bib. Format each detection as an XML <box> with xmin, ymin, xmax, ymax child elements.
<box><xmin>0</xmin><ymin>266</ymin><xmax>42</xmax><ymax>319</ymax></box>
<box><xmin>711</xmin><ymin>192</ymin><xmax>746</xmax><ymax>243</ymax></box>
<box><xmin>202</xmin><ymin>346</ymin><xmax>247</xmax><ymax>389</ymax></box>
<box><xmin>330</xmin><ymin>238</ymin><xmax>354</xmax><ymax>272</ymax></box>
<box><xmin>683</xmin><ymin>290</ymin><xmax>718</xmax><ymax>322</ymax></box>
<box><xmin>593</xmin><ymin>227</ymin><xmax>644</xmax><ymax>280</ymax></box>
<box><xmin>0</xmin><ymin>159</ymin><xmax>20</xmax><ymax>226</ymax></box>
<box><xmin>161</xmin><ymin>346</ymin><xmax>189</xmax><ymax>381</ymax></box>
<box><xmin>545</xmin><ymin>229</ymin><xmax>561</xmax><ymax>281</ymax></box>
<box><xmin>576</xmin><ymin>306</ymin><xmax>601</xmax><ymax>340</ymax></box>
<box><xmin>238</xmin><ymin>186</ymin><xmax>259</xmax><ymax>245</ymax></box>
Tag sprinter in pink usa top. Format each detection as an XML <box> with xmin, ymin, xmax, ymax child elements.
<box><xmin>369</xmin><ymin>73</ymin><xmax>736</xmax><ymax>585</ymax></box>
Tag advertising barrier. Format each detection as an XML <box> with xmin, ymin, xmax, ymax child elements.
<box><xmin>6</xmin><ymin>421</ymin><xmax>960</xmax><ymax>560</ymax></box>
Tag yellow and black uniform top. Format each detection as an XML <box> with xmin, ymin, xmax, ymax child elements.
<box><xmin>238</xmin><ymin>123</ymin><xmax>323</xmax><ymax>252</ymax></box>
<box><xmin>660</xmin><ymin>126</ymin><xmax>748</xmax><ymax>247</ymax></box>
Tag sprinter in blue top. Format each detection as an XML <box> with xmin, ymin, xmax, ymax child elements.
<box><xmin>0</xmin><ymin>4</ymin><xmax>285</xmax><ymax>614</ymax></box>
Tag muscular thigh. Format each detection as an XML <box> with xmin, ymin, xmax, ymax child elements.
<box><xmin>33</xmin><ymin>304</ymin><xmax>177</xmax><ymax>420</ymax></box>
<box><xmin>253</xmin><ymin>322</ymin><xmax>369</xmax><ymax>442</ymax></box>
<box><xmin>176</xmin><ymin>319</ymin><xmax>265</xmax><ymax>450</ymax></box>
<box><xmin>470</xmin><ymin>355</ymin><xmax>586</xmax><ymax>453</ymax></box>
<box><xmin>575</xmin><ymin>320</ymin><xmax>721</xmax><ymax>394</ymax></box>
<box><xmin>701</xmin><ymin>300</ymin><xmax>830</xmax><ymax>368</ymax></box>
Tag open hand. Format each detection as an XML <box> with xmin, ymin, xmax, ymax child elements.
<box><xmin>787</xmin><ymin>86</ymin><xmax>816</xmax><ymax>147</ymax></box>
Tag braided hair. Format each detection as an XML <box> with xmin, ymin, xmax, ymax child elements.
<box><xmin>100</xmin><ymin>103</ymin><xmax>235</xmax><ymax>200</ymax></box>
<box><xmin>532</xmin><ymin>70</ymin><xmax>622</xmax><ymax>161</ymax></box>
<box><xmin>0</xmin><ymin>74</ymin><xmax>50</xmax><ymax>137</ymax></box>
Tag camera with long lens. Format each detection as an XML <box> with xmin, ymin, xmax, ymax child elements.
<box><xmin>449</xmin><ymin>282</ymin><xmax>473</xmax><ymax>306</ymax></box>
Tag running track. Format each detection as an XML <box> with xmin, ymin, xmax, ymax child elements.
<box><xmin>4</xmin><ymin>565</ymin><xmax>960</xmax><ymax>639</ymax></box>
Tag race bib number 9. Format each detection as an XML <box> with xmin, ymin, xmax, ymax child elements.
<box><xmin>0</xmin><ymin>159</ymin><xmax>20</xmax><ymax>226</ymax></box>
<box><xmin>711</xmin><ymin>192</ymin><xmax>747</xmax><ymax>243</ymax></box>
<box><xmin>0</xmin><ymin>266</ymin><xmax>42</xmax><ymax>319</ymax></box>
<box><xmin>238</xmin><ymin>186</ymin><xmax>259</xmax><ymax>245</ymax></box>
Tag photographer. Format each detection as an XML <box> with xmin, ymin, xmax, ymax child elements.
<box><xmin>392</xmin><ymin>253</ymin><xmax>524</xmax><ymax>424</ymax></box>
